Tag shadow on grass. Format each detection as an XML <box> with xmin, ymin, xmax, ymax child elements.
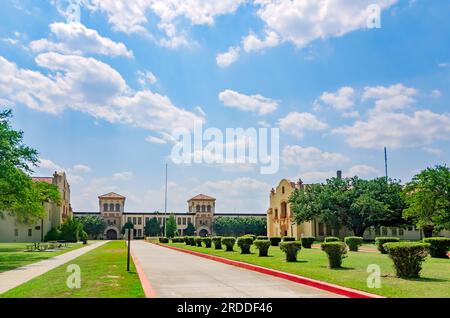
<box><xmin>401</xmin><ymin>276</ymin><xmax>448</xmax><ymax>283</ymax></box>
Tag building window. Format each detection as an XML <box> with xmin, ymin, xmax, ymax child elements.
<box><xmin>113</xmin><ymin>220</ymin><xmax>116</xmax><ymax>225</ymax></box>
<box><xmin>201</xmin><ymin>205</ymin><xmax>206</xmax><ymax>212</ymax></box>
<box><xmin>109</xmin><ymin>203</ymin><xmax>114</xmax><ymax>211</ymax></box>
<box><xmin>196</xmin><ymin>205</ymin><xmax>200</xmax><ymax>212</ymax></box>
<box><xmin>104</xmin><ymin>203</ymin><xmax>108</xmax><ymax>211</ymax></box>
<box><xmin>382</xmin><ymin>227</ymin><xmax>388</xmax><ymax>236</ymax></box>
<box><xmin>207</xmin><ymin>205</ymin><xmax>211</xmax><ymax>213</ymax></box>
<box><xmin>14</xmin><ymin>229</ymin><xmax>18</xmax><ymax>237</ymax></box>
<box><xmin>138</xmin><ymin>217</ymin><xmax>142</xmax><ymax>225</ymax></box>
<box><xmin>187</xmin><ymin>218</ymin><xmax>191</xmax><ymax>224</ymax></box>
<box><xmin>280</xmin><ymin>202</ymin><xmax>287</xmax><ymax>218</ymax></box>
<box><xmin>183</xmin><ymin>218</ymin><xmax>186</xmax><ymax>225</ymax></box>
<box><xmin>282</xmin><ymin>186</ymin><xmax>285</xmax><ymax>194</ymax></box>
<box><xmin>399</xmin><ymin>228</ymin><xmax>404</xmax><ymax>236</ymax></box>
<box><xmin>274</xmin><ymin>209</ymin><xmax>278</xmax><ymax>219</ymax></box>
<box><xmin>127</xmin><ymin>217</ymin><xmax>131</xmax><ymax>223</ymax></box>
<box><xmin>391</xmin><ymin>228</ymin><xmax>397</xmax><ymax>236</ymax></box>
<box><xmin>138</xmin><ymin>229</ymin><xmax>142</xmax><ymax>237</ymax></box>
<box><xmin>133</xmin><ymin>217</ymin><xmax>137</xmax><ymax>225</ymax></box>
<box><xmin>115</xmin><ymin>204</ymin><xmax>120</xmax><ymax>212</ymax></box>
<box><xmin>177</xmin><ymin>218</ymin><xmax>181</xmax><ymax>225</ymax></box>
<box><xmin>28</xmin><ymin>229</ymin><xmax>32</xmax><ymax>237</ymax></box>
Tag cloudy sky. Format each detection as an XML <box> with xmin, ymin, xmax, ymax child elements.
<box><xmin>1</xmin><ymin>0</ymin><xmax>449</xmax><ymax>213</ymax></box>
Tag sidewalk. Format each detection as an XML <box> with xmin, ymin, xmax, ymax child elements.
<box><xmin>0</xmin><ymin>241</ymin><xmax>108</xmax><ymax>294</ymax></box>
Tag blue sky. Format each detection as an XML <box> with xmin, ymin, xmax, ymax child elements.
<box><xmin>0</xmin><ymin>0</ymin><xmax>449</xmax><ymax>213</ymax></box>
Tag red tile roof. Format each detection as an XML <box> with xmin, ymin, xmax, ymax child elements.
<box><xmin>188</xmin><ymin>194</ymin><xmax>216</xmax><ymax>201</ymax></box>
<box><xmin>98</xmin><ymin>192</ymin><xmax>126</xmax><ymax>199</ymax></box>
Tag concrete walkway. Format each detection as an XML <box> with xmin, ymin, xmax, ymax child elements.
<box><xmin>131</xmin><ymin>241</ymin><xmax>343</xmax><ymax>298</ymax></box>
<box><xmin>0</xmin><ymin>241</ymin><xmax>108</xmax><ymax>294</ymax></box>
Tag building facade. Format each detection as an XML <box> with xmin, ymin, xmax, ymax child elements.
<box><xmin>0</xmin><ymin>171</ymin><xmax>72</xmax><ymax>242</ymax></box>
<box><xmin>74</xmin><ymin>193</ymin><xmax>265</xmax><ymax>239</ymax></box>
<box><xmin>267</xmin><ymin>176</ymin><xmax>450</xmax><ymax>241</ymax></box>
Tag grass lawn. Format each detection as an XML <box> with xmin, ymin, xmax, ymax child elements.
<box><xmin>1</xmin><ymin>241</ymin><xmax>145</xmax><ymax>298</ymax></box>
<box><xmin>0</xmin><ymin>242</ymin><xmax>86</xmax><ymax>273</ymax></box>
<box><xmin>164</xmin><ymin>242</ymin><xmax>450</xmax><ymax>298</ymax></box>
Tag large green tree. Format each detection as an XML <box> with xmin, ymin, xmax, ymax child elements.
<box><xmin>0</xmin><ymin>109</ymin><xmax>60</xmax><ymax>222</ymax></box>
<box><xmin>144</xmin><ymin>217</ymin><xmax>161</xmax><ymax>237</ymax></box>
<box><xmin>165</xmin><ymin>214</ymin><xmax>178</xmax><ymax>238</ymax></box>
<box><xmin>184</xmin><ymin>222</ymin><xmax>196</xmax><ymax>236</ymax></box>
<box><xmin>403</xmin><ymin>165</ymin><xmax>450</xmax><ymax>237</ymax></box>
<box><xmin>213</xmin><ymin>217</ymin><xmax>266</xmax><ymax>236</ymax></box>
<box><xmin>289</xmin><ymin>176</ymin><xmax>406</xmax><ymax>236</ymax></box>
<box><xmin>78</xmin><ymin>215</ymin><xmax>106</xmax><ymax>239</ymax></box>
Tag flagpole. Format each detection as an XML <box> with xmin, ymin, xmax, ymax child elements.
<box><xmin>164</xmin><ymin>163</ymin><xmax>168</xmax><ymax>237</ymax></box>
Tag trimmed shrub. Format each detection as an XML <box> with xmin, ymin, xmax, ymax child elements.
<box><xmin>212</xmin><ymin>237</ymin><xmax>222</xmax><ymax>249</ymax></box>
<box><xmin>186</xmin><ymin>236</ymin><xmax>196</xmax><ymax>246</ymax></box>
<box><xmin>280</xmin><ymin>241</ymin><xmax>302</xmax><ymax>262</ymax></box>
<box><xmin>269</xmin><ymin>237</ymin><xmax>282</xmax><ymax>246</ymax></box>
<box><xmin>324</xmin><ymin>237</ymin><xmax>340</xmax><ymax>242</ymax></box>
<box><xmin>282</xmin><ymin>236</ymin><xmax>295</xmax><ymax>242</ymax></box>
<box><xmin>184</xmin><ymin>236</ymin><xmax>190</xmax><ymax>245</ymax></box>
<box><xmin>301</xmin><ymin>236</ymin><xmax>315</xmax><ymax>249</ymax></box>
<box><xmin>222</xmin><ymin>237</ymin><xmax>236</xmax><ymax>251</ymax></box>
<box><xmin>243</xmin><ymin>234</ymin><xmax>256</xmax><ymax>242</ymax></box>
<box><xmin>195</xmin><ymin>237</ymin><xmax>203</xmax><ymax>247</ymax></box>
<box><xmin>237</xmin><ymin>236</ymin><xmax>254</xmax><ymax>254</ymax></box>
<box><xmin>384</xmin><ymin>242</ymin><xmax>430</xmax><ymax>278</ymax></box>
<box><xmin>44</xmin><ymin>227</ymin><xmax>61</xmax><ymax>242</ymax></box>
<box><xmin>344</xmin><ymin>236</ymin><xmax>363</xmax><ymax>252</ymax></box>
<box><xmin>254</xmin><ymin>239</ymin><xmax>271</xmax><ymax>257</ymax></box>
<box><xmin>423</xmin><ymin>237</ymin><xmax>450</xmax><ymax>258</ymax></box>
<box><xmin>172</xmin><ymin>237</ymin><xmax>184</xmax><ymax>243</ymax></box>
<box><xmin>375</xmin><ymin>237</ymin><xmax>400</xmax><ymax>254</ymax></box>
<box><xmin>321</xmin><ymin>242</ymin><xmax>347</xmax><ymax>268</ymax></box>
<box><xmin>159</xmin><ymin>237</ymin><xmax>169</xmax><ymax>243</ymax></box>
<box><xmin>80</xmin><ymin>231</ymin><xmax>88</xmax><ymax>244</ymax></box>
<box><xmin>257</xmin><ymin>236</ymin><xmax>268</xmax><ymax>240</ymax></box>
<box><xmin>202</xmin><ymin>237</ymin><xmax>212</xmax><ymax>248</ymax></box>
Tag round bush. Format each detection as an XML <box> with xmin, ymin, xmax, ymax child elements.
<box><xmin>344</xmin><ymin>236</ymin><xmax>363</xmax><ymax>252</ymax></box>
<box><xmin>257</xmin><ymin>236</ymin><xmax>268</xmax><ymax>240</ymax></box>
<box><xmin>254</xmin><ymin>239</ymin><xmax>271</xmax><ymax>257</ymax></box>
<box><xmin>301</xmin><ymin>236</ymin><xmax>315</xmax><ymax>249</ymax></box>
<box><xmin>269</xmin><ymin>237</ymin><xmax>282</xmax><ymax>246</ymax></box>
<box><xmin>188</xmin><ymin>236</ymin><xmax>196</xmax><ymax>246</ymax></box>
<box><xmin>183</xmin><ymin>236</ymin><xmax>190</xmax><ymax>244</ymax></box>
<box><xmin>195</xmin><ymin>237</ymin><xmax>203</xmax><ymax>247</ymax></box>
<box><xmin>375</xmin><ymin>237</ymin><xmax>400</xmax><ymax>254</ymax></box>
<box><xmin>321</xmin><ymin>242</ymin><xmax>347</xmax><ymax>268</ymax></box>
<box><xmin>159</xmin><ymin>237</ymin><xmax>169</xmax><ymax>243</ymax></box>
<box><xmin>423</xmin><ymin>237</ymin><xmax>450</xmax><ymax>258</ymax></box>
<box><xmin>202</xmin><ymin>237</ymin><xmax>212</xmax><ymax>248</ymax></box>
<box><xmin>222</xmin><ymin>237</ymin><xmax>236</xmax><ymax>251</ymax></box>
<box><xmin>384</xmin><ymin>242</ymin><xmax>430</xmax><ymax>278</ymax></box>
<box><xmin>237</xmin><ymin>236</ymin><xmax>254</xmax><ymax>254</ymax></box>
<box><xmin>324</xmin><ymin>237</ymin><xmax>340</xmax><ymax>242</ymax></box>
<box><xmin>243</xmin><ymin>234</ymin><xmax>256</xmax><ymax>243</ymax></box>
<box><xmin>279</xmin><ymin>241</ymin><xmax>302</xmax><ymax>262</ymax></box>
<box><xmin>282</xmin><ymin>236</ymin><xmax>295</xmax><ymax>242</ymax></box>
<box><xmin>212</xmin><ymin>237</ymin><xmax>222</xmax><ymax>249</ymax></box>
<box><xmin>172</xmin><ymin>237</ymin><xmax>184</xmax><ymax>243</ymax></box>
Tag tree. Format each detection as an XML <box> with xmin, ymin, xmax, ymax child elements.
<box><xmin>184</xmin><ymin>222</ymin><xmax>196</xmax><ymax>236</ymax></box>
<box><xmin>213</xmin><ymin>217</ymin><xmax>266</xmax><ymax>236</ymax></box>
<box><xmin>403</xmin><ymin>165</ymin><xmax>450</xmax><ymax>237</ymax></box>
<box><xmin>144</xmin><ymin>217</ymin><xmax>161</xmax><ymax>236</ymax></box>
<box><xmin>289</xmin><ymin>176</ymin><xmax>406</xmax><ymax>236</ymax></box>
<box><xmin>59</xmin><ymin>217</ymin><xmax>84</xmax><ymax>242</ymax></box>
<box><xmin>165</xmin><ymin>214</ymin><xmax>178</xmax><ymax>238</ymax></box>
<box><xmin>78</xmin><ymin>215</ymin><xmax>106</xmax><ymax>239</ymax></box>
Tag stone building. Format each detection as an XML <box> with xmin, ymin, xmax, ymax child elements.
<box><xmin>0</xmin><ymin>171</ymin><xmax>72</xmax><ymax>242</ymax></box>
<box><xmin>74</xmin><ymin>193</ymin><xmax>265</xmax><ymax>239</ymax></box>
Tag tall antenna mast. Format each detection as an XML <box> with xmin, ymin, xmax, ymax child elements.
<box><xmin>164</xmin><ymin>162</ymin><xmax>168</xmax><ymax>237</ymax></box>
<box><xmin>384</xmin><ymin>147</ymin><xmax>388</xmax><ymax>182</ymax></box>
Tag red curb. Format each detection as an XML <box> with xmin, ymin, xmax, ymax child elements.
<box><xmin>156</xmin><ymin>243</ymin><xmax>384</xmax><ymax>299</ymax></box>
<box><xmin>130</xmin><ymin>249</ymin><xmax>157</xmax><ymax>298</ymax></box>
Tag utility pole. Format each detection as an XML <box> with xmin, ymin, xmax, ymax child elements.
<box><xmin>164</xmin><ymin>163</ymin><xmax>168</xmax><ymax>237</ymax></box>
<box><xmin>384</xmin><ymin>147</ymin><xmax>388</xmax><ymax>182</ymax></box>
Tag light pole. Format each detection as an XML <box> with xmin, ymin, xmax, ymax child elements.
<box><xmin>164</xmin><ymin>163</ymin><xmax>168</xmax><ymax>237</ymax></box>
<box><xmin>123</xmin><ymin>222</ymin><xmax>134</xmax><ymax>272</ymax></box>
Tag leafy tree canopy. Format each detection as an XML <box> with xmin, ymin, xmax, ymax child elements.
<box><xmin>78</xmin><ymin>215</ymin><xmax>106</xmax><ymax>239</ymax></box>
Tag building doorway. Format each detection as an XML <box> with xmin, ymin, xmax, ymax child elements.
<box><xmin>199</xmin><ymin>229</ymin><xmax>209</xmax><ymax>237</ymax></box>
<box><xmin>106</xmin><ymin>229</ymin><xmax>118</xmax><ymax>240</ymax></box>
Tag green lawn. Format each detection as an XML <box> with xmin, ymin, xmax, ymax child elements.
<box><xmin>0</xmin><ymin>242</ymin><xmax>86</xmax><ymax>273</ymax></box>
<box><xmin>165</xmin><ymin>242</ymin><xmax>450</xmax><ymax>298</ymax></box>
<box><xmin>1</xmin><ymin>241</ymin><xmax>145</xmax><ymax>298</ymax></box>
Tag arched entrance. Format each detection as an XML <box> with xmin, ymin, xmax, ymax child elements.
<box><xmin>198</xmin><ymin>228</ymin><xmax>209</xmax><ymax>237</ymax></box>
<box><xmin>106</xmin><ymin>229</ymin><xmax>118</xmax><ymax>240</ymax></box>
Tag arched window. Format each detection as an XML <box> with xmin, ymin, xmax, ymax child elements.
<box><xmin>109</xmin><ymin>203</ymin><xmax>114</xmax><ymax>211</ymax></box>
<box><xmin>274</xmin><ymin>209</ymin><xmax>278</xmax><ymax>219</ymax></box>
<box><xmin>196</xmin><ymin>205</ymin><xmax>200</xmax><ymax>212</ymax></box>
<box><xmin>282</xmin><ymin>186</ymin><xmax>285</xmax><ymax>194</ymax></box>
<box><xmin>201</xmin><ymin>205</ymin><xmax>206</xmax><ymax>212</ymax></box>
<box><xmin>280</xmin><ymin>202</ymin><xmax>287</xmax><ymax>219</ymax></box>
<box><xmin>115</xmin><ymin>204</ymin><xmax>120</xmax><ymax>212</ymax></box>
<box><xmin>207</xmin><ymin>205</ymin><xmax>211</xmax><ymax>213</ymax></box>
<box><xmin>103</xmin><ymin>203</ymin><xmax>108</xmax><ymax>211</ymax></box>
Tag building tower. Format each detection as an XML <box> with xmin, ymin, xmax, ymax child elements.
<box><xmin>99</xmin><ymin>192</ymin><xmax>126</xmax><ymax>240</ymax></box>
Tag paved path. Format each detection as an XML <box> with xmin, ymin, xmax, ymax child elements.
<box><xmin>0</xmin><ymin>241</ymin><xmax>108</xmax><ymax>294</ymax></box>
<box><xmin>131</xmin><ymin>241</ymin><xmax>343</xmax><ymax>298</ymax></box>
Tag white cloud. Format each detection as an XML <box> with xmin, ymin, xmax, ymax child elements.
<box><xmin>346</xmin><ymin>165</ymin><xmax>380</xmax><ymax>177</ymax></box>
<box><xmin>137</xmin><ymin>70</ymin><xmax>157</xmax><ymax>86</ymax></box>
<box><xmin>0</xmin><ymin>53</ymin><xmax>203</xmax><ymax>134</ymax></box>
<box><xmin>146</xmin><ymin>135</ymin><xmax>167</xmax><ymax>144</ymax></box>
<box><xmin>363</xmin><ymin>83</ymin><xmax>417</xmax><ymax>112</ymax></box>
<box><xmin>72</xmin><ymin>164</ymin><xmax>92</xmax><ymax>173</ymax></box>
<box><xmin>242</xmin><ymin>30</ymin><xmax>280</xmax><ymax>53</ymax></box>
<box><xmin>112</xmin><ymin>171</ymin><xmax>134</xmax><ymax>181</ymax></box>
<box><xmin>83</xmin><ymin>0</ymin><xmax>245</xmax><ymax>48</ymax></box>
<box><xmin>30</xmin><ymin>22</ymin><xmax>133</xmax><ymax>58</ymax></box>
<box><xmin>333</xmin><ymin>110</ymin><xmax>450</xmax><ymax>149</ymax></box>
<box><xmin>295</xmin><ymin>164</ymin><xmax>380</xmax><ymax>183</ymax></box>
<box><xmin>36</xmin><ymin>158</ymin><xmax>89</xmax><ymax>185</ymax></box>
<box><xmin>218</xmin><ymin>89</ymin><xmax>279</xmax><ymax>115</ymax></box>
<box><xmin>216</xmin><ymin>46</ymin><xmax>240</xmax><ymax>68</ymax></box>
<box><xmin>431</xmin><ymin>90</ymin><xmax>442</xmax><ymax>98</ymax></box>
<box><xmin>278</xmin><ymin>112</ymin><xmax>328</xmax><ymax>138</ymax></box>
<box><xmin>422</xmin><ymin>147</ymin><xmax>443</xmax><ymax>156</ymax></box>
<box><xmin>282</xmin><ymin>145</ymin><xmax>349</xmax><ymax>170</ymax></box>
<box><xmin>318</xmin><ymin>86</ymin><xmax>355</xmax><ymax>111</ymax></box>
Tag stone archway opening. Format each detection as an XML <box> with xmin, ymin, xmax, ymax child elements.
<box><xmin>199</xmin><ymin>229</ymin><xmax>209</xmax><ymax>237</ymax></box>
<box><xmin>106</xmin><ymin>229</ymin><xmax>118</xmax><ymax>240</ymax></box>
